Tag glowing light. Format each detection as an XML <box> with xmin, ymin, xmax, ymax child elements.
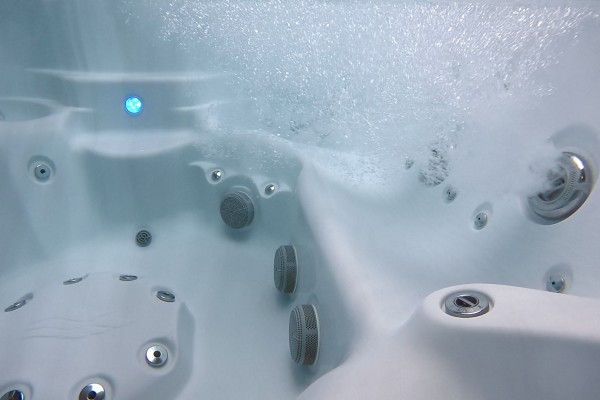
<box><xmin>124</xmin><ymin>96</ymin><xmax>143</xmax><ymax>115</ymax></box>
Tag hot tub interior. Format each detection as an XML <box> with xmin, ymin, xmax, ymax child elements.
<box><xmin>1</xmin><ymin>1</ymin><xmax>600</xmax><ymax>399</ymax></box>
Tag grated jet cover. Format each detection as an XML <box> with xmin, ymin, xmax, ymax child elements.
<box><xmin>220</xmin><ymin>191</ymin><xmax>255</xmax><ymax>229</ymax></box>
<box><xmin>274</xmin><ymin>245</ymin><xmax>298</xmax><ymax>294</ymax></box>
<box><xmin>289</xmin><ymin>304</ymin><xmax>320</xmax><ymax>366</ymax></box>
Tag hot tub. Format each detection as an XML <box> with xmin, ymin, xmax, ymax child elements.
<box><xmin>0</xmin><ymin>1</ymin><xmax>599</xmax><ymax>399</ymax></box>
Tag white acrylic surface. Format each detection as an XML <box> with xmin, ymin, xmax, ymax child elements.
<box><xmin>0</xmin><ymin>1</ymin><xmax>600</xmax><ymax>399</ymax></box>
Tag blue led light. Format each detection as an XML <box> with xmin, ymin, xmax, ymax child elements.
<box><xmin>124</xmin><ymin>96</ymin><xmax>143</xmax><ymax>115</ymax></box>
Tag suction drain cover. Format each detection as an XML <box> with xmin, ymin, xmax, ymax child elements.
<box><xmin>220</xmin><ymin>191</ymin><xmax>255</xmax><ymax>229</ymax></box>
<box><xmin>289</xmin><ymin>304</ymin><xmax>320</xmax><ymax>366</ymax></box>
<box><xmin>274</xmin><ymin>245</ymin><xmax>298</xmax><ymax>294</ymax></box>
<box><xmin>444</xmin><ymin>291</ymin><xmax>490</xmax><ymax>318</ymax></box>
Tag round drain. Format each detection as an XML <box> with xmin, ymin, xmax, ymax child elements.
<box><xmin>4</xmin><ymin>299</ymin><xmax>27</xmax><ymax>312</ymax></box>
<box><xmin>547</xmin><ymin>275</ymin><xmax>566</xmax><ymax>293</ymax></box>
<box><xmin>264</xmin><ymin>184</ymin><xmax>276</xmax><ymax>195</ymax></box>
<box><xmin>474</xmin><ymin>212</ymin><xmax>488</xmax><ymax>229</ymax></box>
<box><xmin>63</xmin><ymin>277</ymin><xmax>84</xmax><ymax>285</ymax></box>
<box><xmin>0</xmin><ymin>391</ymin><xmax>24</xmax><ymax>400</ymax></box>
<box><xmin>274</xmin><ymin>245</ymin><xmax>298</xmax><ymax>294</ymax></box>
<box><xmin>445</xmin><ymin>186</ymin><xmax>457</xmax><ymax>202</ymax></box>
<box><xmin>289</xmin><ymin>304</ymin><xmax>320</xmax><ymax>366</ymax></box>
<box><xmin>146</xmin><ymin>344</ymin><xmax>168</xmax><ymax>367</ymax></box>
<box><xmin>28</xmin><ymin>157</ymin><xmax>55</xmax><ymax>184</ymax></box>
<box><xmin>136</xmin><ymin>230</ymin><xmax>152</xmax><ymax>247</ymax></box>
<box><xmin>79</xmin><ymin>383</ymin><xmax>105</xmax><ymax>400</ymax></box>
<box><xmin>34</xmin><ymin>164</ymin><xmax>52</xmax><ymax>181</ymax></box>
<box><xmin>220</xmin><ymin>191</ymin><xmax>255</xmax><ymax>229</ymax></box>
<box><xmin>156</xmin><ymin>291</ymin><xmax>175</xmax><ymax>302</ymax></box>
<box><xmin>444</xmin><ymin>291</ymin><xmax>490</xmax><ymax>318</ymax></box>
<box><xmin>211</xmin><ymin>170</ymin><xmax>223</xmax><ymax>181</ymax></box>
<box><xmin>529</xmin><ymin>152</ymin><xmax>593</xmax><ymax>222</ymax></box>
<box><xmin>119</xmin><ymin>274</ymin><xmax>138</xmax><ymax>281</ymax></box>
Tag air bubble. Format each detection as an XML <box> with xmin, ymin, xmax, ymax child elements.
<box><xmin>124</xmin><ymin>2</ymin><xmax>596</xmax><ymax>185</ymax></box>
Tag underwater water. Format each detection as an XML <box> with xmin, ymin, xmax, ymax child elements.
<box><xmin>1</xmin><ymin>2</ymin><xmax>600</xmax><ymax>399</ymax></box>
<box><xmin>119</xmin><ymin>1</ymin><xmax>599</xmax><ymax>189</ymax></box>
